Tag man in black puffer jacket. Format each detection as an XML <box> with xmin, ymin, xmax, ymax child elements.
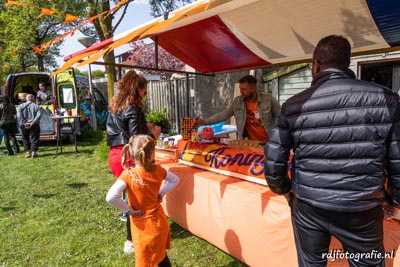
<box><xmin>264</xmin><ymin>35</ymin><xmax>400</xmax><ymax>267</ymax></box>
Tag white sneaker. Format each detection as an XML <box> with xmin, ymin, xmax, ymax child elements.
<box><xmin>124</xmin><ymin>240</ymin><xmax>134</xmax><ymax>254</ymax></box>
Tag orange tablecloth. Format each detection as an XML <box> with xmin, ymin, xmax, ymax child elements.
<box><xmin>157</xmin><ymin>151</ymin><xmax>400</xmax><ymax>267</ymax></box>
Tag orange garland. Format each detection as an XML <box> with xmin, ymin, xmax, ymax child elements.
<box><xmin>5</xmin><ymin>0</ymin><xmax>128</xmax><ymax>54</ymax></box>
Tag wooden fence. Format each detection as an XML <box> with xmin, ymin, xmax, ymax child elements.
<box><xmin>146</xmin><ymin>77</ymin><xmax>196</xmax><ymax>134</ymax></box>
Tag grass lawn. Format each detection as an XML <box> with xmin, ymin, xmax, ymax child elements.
<box><xmin>0</xmin><ymin>130</ymin><xmax>248</xmax><ymax>267</ymax></box>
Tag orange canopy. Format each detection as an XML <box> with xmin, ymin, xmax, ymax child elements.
<box><xmin>58</xmin><ymin>0</ymin><xmax>400</xmax><ymax>75</ymax></box>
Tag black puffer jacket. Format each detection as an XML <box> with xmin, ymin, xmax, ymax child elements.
<box><xmin>264</xmin><ymin>68</ymin><xmax>400</xmax><ymax>212</ymax></box>
<box><xmin>106</xmin><ymin>104</ymin><xmax>149</xmax><ymax>147</ymax></box>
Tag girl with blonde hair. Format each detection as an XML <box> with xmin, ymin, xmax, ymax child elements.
<box><xmin>106</xmin><ymin>135</ymin><xmax>179</xmax><ymax>267</ymax></box>
<box><xmin>106</xmin><ymin>70</ymin><xmax>161</xmax><ymax>253</ymax></box>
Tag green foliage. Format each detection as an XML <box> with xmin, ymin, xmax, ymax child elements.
<box><xmin>149</xmin><ymin>0</ymin><xmax>194</xmax><ymax>18</ymax></box>
<box><xmin>168</xmin><ymin>130</ymin><xmax>178</xmax><ymax>136</ymax></box>
<box><xmin>146</xmin><ymin>108</ymin><xmax>169</xmax><ymax>124</ymax></box>
<box><xmin>0</xmin><ymin>0</ymin><xmax>87</xmax><ymax>83</ymax></box>
<box><xmin>77</xmin><ymin>69</ymin><xmax>105</xmax><ymax>78</ymax></box>
<box><xmin>0</xmin><ymin>131</ymin><xmax>247</xmax><ymax>266</ymax></box>
<box><xmin>146</xmin><ymin>108</ymin><xmax>170</xmax><ymax>132</ymax></box>
<box><xmin>92</xmin><ymin>69</ymin><xmax>105</xmax><ymax>78</ymax></box>
<box><xmin>74</xmin><ymin>68</ymin><xmax>84</xmax><ymax>76</ymax></box>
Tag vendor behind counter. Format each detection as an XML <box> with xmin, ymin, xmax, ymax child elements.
<box><xmin>194</xmin><ymin>75</ymin><xmax>280</xmax><ymax>142</ymax></box>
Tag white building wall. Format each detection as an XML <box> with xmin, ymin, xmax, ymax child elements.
<box><xmin>270</xmin><ymin>51</ymin><xmax>400</xmax><ymax>104</ymax></box>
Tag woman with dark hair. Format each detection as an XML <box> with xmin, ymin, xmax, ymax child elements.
<box><xmin>106</xmin><ymin>70</ymin><xmax>160</xmax><ymax>253</ymax></box>
<box><xmin>0</xmin><ymin>95</ymin><xmax>20</xmax><ymax>155</ymax></box>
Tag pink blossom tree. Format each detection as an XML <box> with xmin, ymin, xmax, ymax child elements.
<box><xmin>128</xmin><ymin>40</ymin><xmax>186</xmax><ymax>80</ymax></box>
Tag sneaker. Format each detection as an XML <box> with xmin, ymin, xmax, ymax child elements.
<box><xmin>25</xmin><ymin>151</ymin><xmax>31</xmax><ymax>158</ymax></box>
<box><xmin>31</xmin><ymin>152</ymin><xmax>38</xmax><ymax>158</ymax></box>
<box><xmin>123</xmin><ymin>240</ymin><xmax>134</xmax><ymax>254</ymax></box>
<box><xmin>120</xmin><ymin>213</ymin><xmax>128</xmax><ymax>222</ymax></box>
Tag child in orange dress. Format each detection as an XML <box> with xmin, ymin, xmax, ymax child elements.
<box><xmin>106</xmin><ymin>134</ymin><xmax>179</xmax><ymax>267</ymax></box>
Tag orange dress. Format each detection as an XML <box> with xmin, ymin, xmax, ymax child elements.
<box><xmin>119</xmin><ymin>164</ymin><xmax>170</xmax><ymax>267</ymax></box>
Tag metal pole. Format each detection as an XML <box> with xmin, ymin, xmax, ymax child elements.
<box><xmin>88</xmin><ymin>64</ymin><xmax>97</xmax><ymax>131</ymax></box>
<box><xmin>173</xmin><ymin>80</ymin><xmax>181</xmax><ymax>133</ymax></box>
<box><xmin>175</xmin><ymin>79</ymin><xmax>180</xmax><ymax>132</ymax></box>
<box><xmin>154</xmin><ymin>36</ymin><xmax>159</xmax><ymax>69</ymax></box>
<box><xmin>186</xmin><ymin>73</ymin><xmax>190</xmax><ymax>116</ymax></box>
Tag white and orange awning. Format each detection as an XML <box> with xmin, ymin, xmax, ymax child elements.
<box><xmin>59</xmin><ymin>0</ymin><xmax>400</xmax><ymax>74</ymax></box>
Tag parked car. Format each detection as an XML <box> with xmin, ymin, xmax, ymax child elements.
<box><xmin>4</xmin><ymin>69</ymin><xmax>79</xmax><ymax>140</ymax></box>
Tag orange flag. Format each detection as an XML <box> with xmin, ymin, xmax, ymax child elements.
<box><xmin>33</xmin><ymin>46</ymin><xmax>43</xmax><ymax>55</ymax></box>
<box><xmin>38</xmin><ymin>8</ymin><xmax>55</xmax><ymax>17</ymax></box>
<box><xmin>63</xmin><ymin>14</ymin><xmax>79</xmax><ymax>25</ymax></box>
<box><xmin>5</xmin><ymin>0</ymin><xmax>30</xmax><ymax>7</ymax></box>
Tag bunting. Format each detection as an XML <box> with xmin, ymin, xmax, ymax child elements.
<box><xmin>38</xmin><ymin>8</ymin><xmax>55</xmax><ymax>18</ymax></box>
<box><xmin>5</xmin><ymin>0</ymin><xmax>129</xmax><ymax>54</ymax></box>
<box><xmin>5</xmin><ymin>0</ymin><xmax>29</xmax><ymax>7</ymax></box>
<box><xmin>54</xmin><ymin>0</ymin><xmax>222</xmax><ymax>76</ymax></box>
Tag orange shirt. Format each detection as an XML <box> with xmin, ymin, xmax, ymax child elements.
<box><xmin>245</xmin><ymin>100</ymin><xmax>269</xmax><ymax>142</ymax></box>
<box><xmin>119</xmin><ymin>165</ymin><xmax>170</xmax><ymax>267</ymax></box>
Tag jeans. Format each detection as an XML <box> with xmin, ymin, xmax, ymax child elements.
<box><xmin>0</xmin><ymin>123</ymin><xmax>20</xmax><ymax>155</ymax></box>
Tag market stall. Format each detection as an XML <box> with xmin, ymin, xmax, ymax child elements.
<box><xmin>55</xmin><ymin>0</ymin><xmax>400</xmax><ymax>265</ymax></box>
<box><xmin>156</xmin><ymin>139</ymin><xmax>400</xmax><ymax>267</ymax></box>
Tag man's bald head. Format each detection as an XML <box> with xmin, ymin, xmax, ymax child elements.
<box><xmin>26</xmin><ymin>94</ymin><xmax>34</xmax><ymax>101</ymax></box>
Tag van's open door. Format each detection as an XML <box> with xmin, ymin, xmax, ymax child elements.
<box><xmin>54</xmin><ymin>69</ymin><xmax>80</xmax><ymax>134</ymax></box>
<box><xmin>54</xmin><ymin>68</ymin><xmax>78</xmax><ymax>115</ymax></box>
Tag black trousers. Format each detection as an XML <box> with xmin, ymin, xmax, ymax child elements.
<box><xmin>21</xmin><ymin>124</ymin><xmax>40</xmax><ymax>152</ymax></box>
<box><xmin>291</xmin><ymin>197</ymin><xmax>385</xmax><ymax>267</ymax></box>
<box><xmin>126</xmin><ymin>216</ymin><xmax>132</xmax><ymax>241</ymax></box>
<box><xmin>158</xmin><ymin>255</ymin><xmax>171</xmax><ymax>267</ymax></box>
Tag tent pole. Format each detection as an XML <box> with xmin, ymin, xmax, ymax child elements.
<box><xmin>175</xmin><ymin>79</ymin><xmax>180</xmax><ymax>132</ymax></box>
<box><xmin>88</xmin><ymin>64</ymin><xmax>97</xmax><ymax>131</ymax></box>
<box><xmin>186</xmin><ymin>73</ymin><xmax>190</xmax><ymax>116</ymax></box>
<box><xmin>154</xmin><ymin>36</ymin><xmax>159</xmax><ymax>69</ymax></box>
<box><xmin>77</xmin><ymin>60</ymin><xmax>215</xmax><ymax>77</ymax></box>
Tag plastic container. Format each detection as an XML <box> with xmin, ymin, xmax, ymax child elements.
<box><xmin>200</xmin><ymin>127</ymin><xmax>214</xmax><ymax>144</ymax></box>
<box><xmin>157</xmin><ymin>133</ymin><xmax>164</xmax><ymax>148</ymax></box>
<box><xmin>197</xmin><ymin>121</ymin><xmax>224</xmax><ymax>133</ymax></box>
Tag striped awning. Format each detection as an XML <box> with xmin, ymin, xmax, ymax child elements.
<box><xmin>59</xmin><ymin>0</ymin><xmax>400</xmax><ymax>74</ymax></box>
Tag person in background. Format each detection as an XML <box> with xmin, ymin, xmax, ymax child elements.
<box><xmin>0</xmin><ymin>127</ymin><xmax>3</xmax><ymax>155</ymax></box>
<box><xmin>264</xmin><ymin>35</ymin><xmax>400</xmax><ymax>267</ymax></box>
<box><xmin>0</xmin><ymin>95</ymin><xmax>20</xmax><ymax>155</ymax></box>
<box><xmin>195</xmin><ymin>75</ymin><xmax>280</xmax><ymax>142</ymax></box>
<box><xmin>106</xmin><ymin>70</ymin><xmax>161</xmax><ymax>254</ymax></box>
<box><xmin>106</xmin><ymin>134</ymin><xmax>179</xmax><ymax>267</ymax></box>
<box><xmin>36</xmin><ymin>82</ymin><xmax>52</xmax><ymax>103</ymax></box>
<box><xmin>17</xmin><ymin>94</ymin><xmax>41</xmax><ymax>158</ymax></box>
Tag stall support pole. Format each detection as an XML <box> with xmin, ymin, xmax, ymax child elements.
<box><xmin>88</xmin><ymin>64</ymin><xmax>97</xmax><ymax>131</ymax></box>
<box><xmin>186</xmin><ymin>73</ymin><xmax>190</xmax><ymax>116</ymax></box>
<box><xmin>175</xmin><ymin>79</ymin><xmax>180</xmax><ymax>132</ymax></box>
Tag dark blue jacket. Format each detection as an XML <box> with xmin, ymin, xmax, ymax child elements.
<box><xmin>264</xmin><ymin>68</ymin><xmax>400</xmax><ymax>212</ymax></box>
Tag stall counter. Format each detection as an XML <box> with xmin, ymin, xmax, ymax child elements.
<box><xmin>157</xmin><ymin>150</ymin><xmax>400</xmax><ymax>267</ymax></box>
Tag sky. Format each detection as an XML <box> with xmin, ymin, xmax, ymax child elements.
<box><xmin>57</xmin><ymin>1</ymin><xmax>154</xmax><ymax>72</ymax></box>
